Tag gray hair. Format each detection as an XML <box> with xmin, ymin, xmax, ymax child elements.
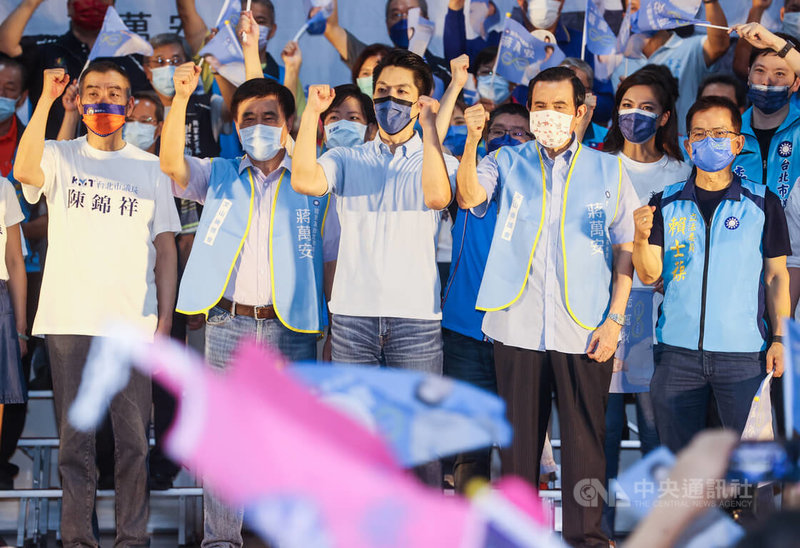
<box><xmin>148</xmin><ymin>33</ymin><xmax>191</xmax><ymax>61</ymax></box>
<box><xmin>560</xmin><ymin>57</ymin><xmax>594</xmax><ymax>91</ymax></box>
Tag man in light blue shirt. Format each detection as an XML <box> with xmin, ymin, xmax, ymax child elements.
<box><xmin>291</xmin><ymin>49</ymin><xmax>457</xmax><ymax>486</ymax></box>
<box><xmin>457</xmin><ymin>67</ymin><xmax>637</xmax><ymax>547</ymax></box>
<box><xmin>612</xmin><ymin>0</ymin><xmax>731</xmax><ymax>134</ymax></box>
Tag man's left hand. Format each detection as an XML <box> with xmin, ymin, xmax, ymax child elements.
<box><xmin>418</xmin><ymin>95</ymin><xmax>440</xmax><ymax>128</ymax></box>
<box><xmin>767</xmin><ymin>341</ymin><xmax>784</xmax><ymax>377</ymax></box>
<box><xmin>587</xmin><ymin>318</ymin><xmax>622</xmax><ymax>363</ymax></box>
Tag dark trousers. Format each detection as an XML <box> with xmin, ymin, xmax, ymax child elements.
<box><xmin>494</xmin><ymin>342</ymin><xmax>613</xmax><ymax>548</ymax></box>
<box><xmin>443</xmin><ymin>328</ymin><xmax>496</xmax><ymax>492</ymax></box>
<box><xmin>48</xmin><ymin>335</ymin><xmax>152</xmax><ymax>548</ymax></box>
<box><xmin>651</xmin><ymin>344</ymin><xmax>764</xmax><ymax>453</ymax></box>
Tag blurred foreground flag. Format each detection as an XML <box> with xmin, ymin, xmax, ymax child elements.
<box><xmin>631</xmin><ymin>0</ymin><xmax>708</xmax><ymax>33</ymax></box>
<box><xmin>88</xmin><ymin>6</ymin><xmax>153</xmax><ymax>61</ymax></box>
<box><xmin>68</xmin><ymin>328</ymin><xmax>563</xmax><ymax>548</ymax></box>
<box><xmin>783</xmin><ymin>318</ymin><xmax>800</xmax><ymax>437</ymax></box>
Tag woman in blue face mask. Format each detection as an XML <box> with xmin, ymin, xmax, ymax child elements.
<box><xmin>321</xmin><ymin>84</ymin><xmax>377</xmax><ymax>150</ymax></box>
<box><xmin>600</xmin><ymin>64</ymin><xmax>691</xmax><ymax>540</ymax></box>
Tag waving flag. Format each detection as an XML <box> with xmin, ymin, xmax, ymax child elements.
<box><xmin>783</xmin><ymin>318</ymin><xmax>800</xmax><ymax>437</ymax></box>
<box><xmin>214</xmin><ymin>0</ymin><xmax>241</xmax><ymax>28</ymax></box>
<box><xmin>741</xmin><ymin>372</ymin><xmax>774</xmax><ymax>441</ymax></box>
<box><xmin>199</xmin><ymin>21</ymin><xmax>246</xmax><ymax>87</ymax></box>
<box><xmin>585</xmin><ymin>0</ymin><xmax>617</xmax><ymax>56</ymax></box>
<box><xmin>494</xmin><ymin>17</ymin><xmax>557</xmax><ymax>86</ymax></box>
<box><xmin>68</xmin><ymin>328</ymin><xmax>563</xmax><ymax>548</ymax></box>
<box><xmin>631</xmin><ymin>0</ymin><xmax>708</xmax><ymax>33</ymax></box>
<box><xmin>87</xmin><ymin>6</ymin><xmax>153</xmax><ymax>61</ymax></box>
<box><xmin>407</xmin><ymin>7</ymin><xmax>436</xmax><ymax>57</ymax></box>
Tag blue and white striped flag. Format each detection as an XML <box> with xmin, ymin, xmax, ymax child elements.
<box><xmin>87</xmin><ymin>7</ymin><xmax>153</xmax><ymax>61</ymax></box>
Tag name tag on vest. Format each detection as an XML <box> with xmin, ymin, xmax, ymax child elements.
<box><xmin>204</xmin><ymin>199</ymin><xmax>233</xmax><ymax>246</ymax></box>
<box><xmin>501</xmin><ymin>192</ymin><xmax>524</xmax><ymax>241</ymax></box>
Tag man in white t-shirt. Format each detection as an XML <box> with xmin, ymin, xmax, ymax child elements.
<box><xmin>12</xmin><ymin>61</ymin><xmax>180</xmax><ymax>548</ymax></box>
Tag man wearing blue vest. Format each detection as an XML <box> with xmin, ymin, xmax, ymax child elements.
<box><xmin>456</xmin><ymin>66</ymin><xmax>638</xmax><ymax>547</ymax></box>
<box><xmin>633</xmin><ymin>96</ymin><xmax>791</xmax><ymax>454</ymax></box>
<box><xmin>729</xmin><ymin>24</ymin><xmax>800</xmax><ymax>311</ymax></box>
<box><xmin>159</xmin><ymin>64</ymin><xmax>328</xmax><ymax>548</ymax></box>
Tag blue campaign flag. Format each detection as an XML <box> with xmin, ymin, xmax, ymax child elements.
<box><xmin>494</xmin><ymin>17</ymin><xmax>552</xmax><ymax>86</ymax></box>
<box><xmin>783</xmin><ymin>318</ymin><xmax>800</xmax><ymax>437</ymax></box>
<box><xmin>289</xmin><ymin>364</ymin><xmax>513</xmax><ymax>467</ymax></box>
<box><xmin>215</xmin><ymin>0</ymin><xmax>241</xmax><ymax>28</ymax></box>
<box><xmin>631</xmin><ymin>0</ymin><xmax>709</xmax><ymax>33</ymax></box>
<box><xmin>199</xmin><ymin>21</ymin><xmax>246</xmax><ymax>86</ymax></box>
<box><xmin>87</xmin><ymin>7</ymin><xmax>153</xmax><ymax>61</ymax></box>
<box><xmin>585</xmin><ymin>0</ymin><xmax>617</xmax><ymax>56</ymax></box>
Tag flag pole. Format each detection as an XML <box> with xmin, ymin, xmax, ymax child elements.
<box><xmin>242</xmin><ymin>0</ymin><xmax>252</xmax><ymax>44</ymax></box>
<box><xmin>696</xmin><ymin>22</ymin><xmax>730</xmax><ymax>32</ymax></box>
<box><xmin>292</xmin><ymin>22</ymin><xmax>311</xmax><ymax>43</ymax></box>
<box><xmin>581</xmin><ymin>0</ymin><xmax>589</xmax><ymax>60</ymax></box>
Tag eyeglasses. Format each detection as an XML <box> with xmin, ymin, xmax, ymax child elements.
<box><xmin>147</xmin><ymin>55</ymin><xmax>184</xmax><ymax>68</ymax></box>
<box><xmin>487</xmin><ymin>127</ymin><xmax>532</xmax><ymax>140</ymax></box>
<box><xmin>126</xmin><ymin>116</ymin><xmax>157</xmax><ymax>124</ymax></box>
<box><xmin>689</xmin><ymin>128</ymin><xmax>740</xmax><ymax>141</ymax></box>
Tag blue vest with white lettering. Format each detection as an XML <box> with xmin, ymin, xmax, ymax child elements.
<box><xmin>476</xmin><ymin>141</ymin><xmax>623</xmax><ymax>330</ymax></box>
<box><xmin>657</xmin><ymin>176</ymin><xmax>767</xmax><ymax>352</ymax></box>
<box><xmin>732</xmin><ymin>103</ymin><xmax>800</xmax><ymax>206</ymax></box>
<box><xmin>176</xmin><ymin>157</ymin><xmax>329</xmax><ymax>334</ymax></box>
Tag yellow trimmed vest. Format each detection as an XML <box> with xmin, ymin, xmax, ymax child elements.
<box><xmin>476</xmin><ymin>141</ymin><xmax>623</xmax><ymax>329</ymax></box>
<box><xmin>176</xmin><ymin>157</ymin><xmax>329</xmax><ymax>334</ymax></box>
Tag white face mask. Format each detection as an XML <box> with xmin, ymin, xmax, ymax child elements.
<box><xmin>123</xmin><ymin>122</ymin><xmax>158</xmax><ymax>151</ymax></box>
<box><xmin>527</xmin><ymin>0</ymin><xmax>561</xmax><ymax>29</ymax></box>
<box><xmin>258</xmin><ymin>25</ymin><xmax>271</xmax><ymax>51</ymax></box>
<box><xmin>529</xmin><ymin>109</ymin><xmax>574</xmax><ymax>149</ymax></box>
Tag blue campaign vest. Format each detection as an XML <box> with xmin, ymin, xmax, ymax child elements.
<box><xmin>657</xmin><ymin>176</ymin><xmax>767</xmax><ymax>352</ymax></box>
<box><xmin>476</xmin><ymin>141</ymin><xmax>623</xmax><ymax>329</ymax></box>
<box><xmin>441</xmin><ymin>203</ymin><xmax>497</xmax><ymax>342</ymax></box>
<box><xmin>732</xmin><ymin>104</ymin><xmax>800</xmax><ymax>205</ymax></box>
<box><xmin>177</xmin><ymin>157</ymin><xmax>329</xmax><ymax>334</ymax></box>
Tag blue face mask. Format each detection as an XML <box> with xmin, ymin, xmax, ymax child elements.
<box><xmin>389</xmin><ymin>19</ymin><xmax>409</xmax><ymax>49</ymax></box>
<box><xmin>748</xmin><ymin>84</ymin><xmax>791</xmax><ymax>115</ymax></box>
<box><xmin>239</xmin><ymin>123</ymin><xmax>283</xmax><ymax>161</ymax></box>
<box><xmin>487</xmin><ymin>134</ymin><xmax>523</xmax><ymax>153</ymax></box>
<box><xmin>150</xmin><ymin>65</ymin><xmax>176</xmax><ymax>97</ymax></box>
<box><xmin>618</xmin><ymin>108</ymin><xmax>659</xmax><ymax>145</ymax></box>
<box><xmin>691</xmin><ymin>136</ymin><xmax>736</xmax><ymax>173</ymax></box>
<box><xmin>325</xmin><ymin>119</ymin><xmax>367</xmax><ymax>148</ymax></box>
<box><xmin>373</xmin><ymin>96</ymin><xmax>416</xmax><ymax>135</ymax></box>
<box><xmin>477</xmin><ymin>74</ymin><xmax>511</xmax><ymax>104</ymax></box>
<box><xmin>0</xmin><ymin>96</ymin><xmax>17</xmax><ymax>123</ymax></box>
<box><xmin>783</xmin><ymin>12</ymin><xmax>800</xmax><ymax>38</ymax></box>
<box><xmin>123</xmin><ymin>121</ymin><xmax>157</xmax><ymax>151</ymax></box>
<box><xmin>443</xmin><ymin>125</ymin><xmax>468</xmax><ymax>156</ymax></box>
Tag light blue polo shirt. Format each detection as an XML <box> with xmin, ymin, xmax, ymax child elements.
<box><xmin>612</xmin><ymin>34</ymin><xmax>710</xmax><ymax>135</ymax></box>
<box><xmin>318</xmin><ymin>134</ymin><xmax>459</xmax><ymax>320</ymax></box>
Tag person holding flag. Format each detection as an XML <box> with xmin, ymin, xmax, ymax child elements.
<box><xmin>611</xmin><ymin>0</ymin><xmax>732</xmax><ymax>135</ymax></box>
<box><xmin>0</xmin><ymin>0</ymin><xmax>150</xmax><ymax>139</ymax></box>
<box><xmin>455</xmin><ymin>65</ymin><xmax>639</xmax><ymax>546</ymax></box>
<box><xmin>729</xmin><ymin>24</ymin><xmax>800</xmax><ymax>315</ymax></box>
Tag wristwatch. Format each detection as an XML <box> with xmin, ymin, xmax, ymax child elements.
<box><xmin>608</xmin><ymin>313</ymin><xmax>626</xmax><ymax>326</ymax></box>
<box><xmin>777</xmin><ymin>40</ymin><xmax>794</xmax><ymax>59</ymax></box>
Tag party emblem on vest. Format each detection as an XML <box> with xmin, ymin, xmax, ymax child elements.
<box><xmin>778</xmin><ymin>141</ymin><xmax>793</xmax><ymax>158</ymax></box>
<box><xmin>724</xmin><ymin>216</ymin><xmax>740</xmax><ymax>230</ymax></box>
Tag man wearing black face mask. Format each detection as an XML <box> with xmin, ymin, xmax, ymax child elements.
<box><xmin>0</xmin><ymin>0</ymin><xmax>150</xmax><ymax>139</ymax></box>
<box><xmin>731</xmin><ymin>23</ymin><xmax>800</xmax><ymax>313</ymax></box>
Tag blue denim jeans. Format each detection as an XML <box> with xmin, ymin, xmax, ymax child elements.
<box><xmin>650</xmin><ymin>343</ymin><xmax>765</xmax><ymax>453</ymax></box>
<box><xmin>602</xmin><ymin>392</ymin><xmax>660</xmax><ymax>538</ymax></box>
<box><xmin>202</xmin><ymin>306</ymin><xmax>317</xmax><ymax>548</ymax></box>
<box><xmin>331</xmin><ymin>314</ymin><xmax>443</xmax><ymax>486</ymax></box>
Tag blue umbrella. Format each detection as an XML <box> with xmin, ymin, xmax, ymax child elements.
<box><xmin>289</xmin><ymin>364</ymin><xmax>513</xmax><ymax>467</ymax></box>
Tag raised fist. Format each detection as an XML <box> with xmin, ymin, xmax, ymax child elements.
<box><xmin>307</xmin><ymin>85</ymin><xmax>336</xmax><ymax>115</ymax></box>
<box><xmin>173</xmin><ymin>62</ymin><xmax>201</xmax><ymax>99</ymax></box>
<box><xmin>633</xmin><ymin>204</ymin><xmax>655</xmax><ymax>242</ymax></box>
<box><xmin>464</xmin><ymin>103</ymin><xmax>489</xmax><ymax>140</ymax></box>
<box><xmin>42</xmin><ymin>68</ymin><xmax>70</xmax><ymax>104</ymax></box>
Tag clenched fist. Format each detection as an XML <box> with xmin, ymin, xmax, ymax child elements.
<box><xmin>307</xmin><ymin>85</ymin><xmax>336</xmax><ymax>115</ymax></box>
<box><xmin>633</xmin><ymin>204</ymin><xmax>655</xmax><ymax>243</ymax></box>
<box><xmin>418</xmin><ymin>95</ymin><xmax>440</xmax><ymax>128</ymax></box>
<box><xmin>450</xmin><ymin>54</ymin><xmax>470</xmax><ymax>90</ymax></box>
<box><xmin>173</xmin><ymin>62</ymin><xmax>201</xmax><ymax>100</ymax></box>
<box><xmin>42</xmin><ymin>68</ymin><xmax>70</xmax><ymax>104</ymax></box>
<box><xmin>464</xmin><ymin>103</ymin><xmax>489</xmax><ymax>142</ymax></box>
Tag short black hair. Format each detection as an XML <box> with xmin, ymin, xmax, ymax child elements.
<box><xmin>0</xmin><ymin>53</ymin><xmax>27</xmax><ymax>91</ymax></box>
<box><xmin>79</xmin><ymin>60</ymin><xmax>131</xmax><ymax>98</ymax></box>
<box><xmin>385</xmin><ymin>0</ymin><xmax>428</xmax><ymax>20</ymax></box>
<box><xmin>697</xmin><ymin>73</ymin><xmax>748</xmax><ymax>109</ymax></box>
<box><xmin>488</xmin><ymin>102</ymin><xmax>530</xmax><ymax>128</ymax></box>
<box><xmin>686</xmin><ymin>95</ymin><xmax>743</xmax><ymax>134</ymax></box>
<box><xmin>132</xmin><ymin>90</ymin><xmax>164</xmax><ymax>122</ymax></box>
<box><xmin>474</xmin><ymin>46</ymin><xmax>498</xmax><ymax>74</ymax></box>
<box><xmin>351</xmin><ymin>43</ymin><xmax>391</xmax><ymax>84</ymax></box>
<box><xmin>231</xmin><ymin>78</ymin><xmax>295</xmax><ymax>122</ymax></box>
<box><xmin>322</xmin><ymin>84</ymin><xmax>377</xmax><ymax>126</ymax></box>
<box><xmin>527</xmin><ymin>66</ymin><xmax>585</xmax><ymax>110</ymax></box>
<box><xmin>749</xmin><ymin>32</ymin><xmax>800</xmax><ymax>68</ymax></box>
<box><xmin>372</xmin><ymin>48</ymin><xmax>433</xmax><ymax>97</ymax></box>
<box><xmin>241</xmin><ymin>0</ymin><xmax>275</xmax><ymax>26</ymax></box>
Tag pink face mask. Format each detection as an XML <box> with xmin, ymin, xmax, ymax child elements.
<box><xmin>529</xmin><ymin>109</ymin><xmax>574</xmax><ymax>149</ymax></box>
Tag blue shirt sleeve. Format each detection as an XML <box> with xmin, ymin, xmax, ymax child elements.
<box><xmin>443</xmin><ymin>8</ymin><xmax>467</xmax><ymax>64</ymax></box>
